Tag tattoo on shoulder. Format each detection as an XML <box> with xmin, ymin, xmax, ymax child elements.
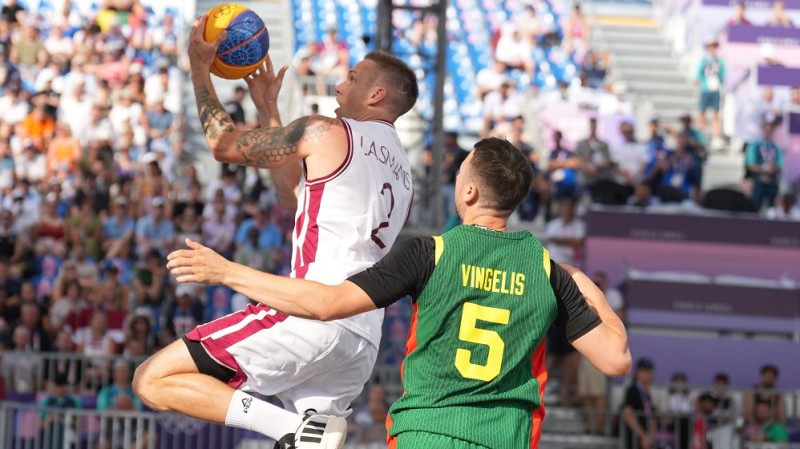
<box><xmin>235</xmin><ymin>116</ymin><xmax>340</xmax><ymax>167</ymax></box>
<box><xmin>196</xmin><ymin>86</ymin><xmax>234</xmax><ymax>140</ymax></box>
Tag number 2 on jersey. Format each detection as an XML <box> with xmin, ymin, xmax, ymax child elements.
<box><xmin>455</xmin><ymin>302</ymin><xmax>510</xmax><ymax>382</ymax></box>
<box><xmin>370</xmin><ymin>183</ymin><xmax>395</xmax><ymax>249</ymax></box>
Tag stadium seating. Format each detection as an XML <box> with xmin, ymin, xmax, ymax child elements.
<box><xmin>289</xmin><ymin>0</ymin><xmax>580</xmax><ymax>133</ymax></box>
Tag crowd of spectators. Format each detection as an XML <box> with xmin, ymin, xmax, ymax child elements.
<box><xmin>0</xmin><ymin>0</ymin><xmax>301</xmax><ymax>419</ymax></box>
<box><xmin>620</xmin><ymin>360</ymin><xmax>796</xmax><ymax>448</ymax></box>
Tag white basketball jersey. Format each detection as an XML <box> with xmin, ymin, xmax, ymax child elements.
<box><xmin>291</xmin><ymin>118</ymin><xmax>413</xmax><ymax>346</ymax></box>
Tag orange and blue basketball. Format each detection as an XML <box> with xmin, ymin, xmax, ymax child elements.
<box><xmin>204</xmin><ymin>3</ymin><xmax>270</xmax><ymax>79</ymax></box>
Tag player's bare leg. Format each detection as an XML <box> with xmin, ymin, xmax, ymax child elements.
<box><xmin>133</xmin><ymin>339</ymin><xmax>346</xmax><ymax>449</ymax></box>
<box><xmin>133</xmin><ymin>338</ymin><xmax>232</xmax><ymax>422</ymax></box>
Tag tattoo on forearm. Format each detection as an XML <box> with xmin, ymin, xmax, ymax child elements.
<box><xmin>235</xmin><ymin>116</ymin><xmax>338</xmax><ymax>167</ymax></box>
<box><xmin>196</xmin><ymin>86</ymin><xmax>234</xmax><ymax>140</ymax></box>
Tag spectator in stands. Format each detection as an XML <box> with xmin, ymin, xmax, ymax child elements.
<box><xmin>545</xmin><ymin>198</ymin><xmax>585</xmax><ymax>269</ymax></box>
<box><xmin>728</xmin><ymin>1</ymin><xmax>752</xmax><ymax>26</ymax></box>
<box><xmin>80</xmin><ymin>104</ymin><xmax>115</xmax><ymax>149</ymax></box>
<box><xmin>514</xmin><ymin>4</ymin><xmax>542</xmax><ymax>44</ymax></box>
<box><xmin>737</xmin><ymin>87</ymin><xmax>780</xmax><ymax>185</ymax></box>
<box><xmin>153</xmin><ymin>11</ymin><xmax>180</xmax><ymax>66</ymax></box>
<box><xmin>746</xmin><ymin>121</ymin><xmax>783</xmax><ymax>212</ymax></box>
<box><xmin>693</xmin><ymin>392</ymin><xmax>719</xmax><ymax>449</ymax></box>
<box><xmin>125</xmin><ymin>312</ymin><xmax>154</xmax><ymax>356</ymax></box>
<box><xmin>564</xmin><ymin>5</ymin><xmax>590</xmax><ymax>55</ymax></box>
<box><xmin>622</xmin><ymin>358</ymin><xmax>657</xmax><ymax>449</ymax></box>
<box><xmin>510</xmin><ymin>117</ymin><xmax>545</xmax><ymax>221</ymax></box>
<box><xmin>98</xmin><ymin>360</ymin><xmax>144</xmax><ymax>411</ymax></box>
<box><xmin>17</xmin><ymin>300</ymin><xmax>51</xmax><ymax>351</ymax></box>
<box><xmin>643</xmin><ymin>118</ymin><xmax>671</xmax><ymax>191</ymax></box>
<box><xmin>44</xmin><ymin>329</ymin><xmax>83</xmax><ymax>387</ymax></box>
<box><xmin>743</xmin><ymin>364</ymin><xmax>785</xmax><ymax>424</ymax></box>
<box><xmin>580</xmin><ymin>51</ymin><xmax>609</xmax><ymax>90</ymax></box>
<box><xmin>766</xmin><ymin>193</ymin><xmax>800</xmax><ymax>220</ymax></box>
<box><xmin>1</xmin><ymin>0</ymin><xmax>25</xmax><ymax>25</ymax></box>
<box><xmin>132</xmin><ymin>248</ymin><xmax>166</xmax><ymax>308</ymax></box>
<box><xmin>9</xmin><ymin>22</ymin><xmax>46</xmax><ymax>84</ymax></box>
<box><xmin>97</xmin><ymin>264</ymin><xmax>130</xmax><ymax>313</ymax></box>
<box><xmin>234</xmin><ymin>206</ymin><xmax>283</xmax><ymax>251</ymax></box>
<box><xmin>164</xmin><ymin>283</ymin><xmax>204</xmax><ymax>339</ymax></box>
<box><xmin>234</xmin><ymin>227</ymin><xmax>277</xmax><ymax>275</ymax></box>
<box><xmin>175</xmin><ymin>204</ymin><xmax>202</xmax><ymax>246</ymax></box>
<box><xmin>135</xmin><ymin>196</ymin><xmax>174</xmax><ymax>260</ymax></box>
<box><xmin>16</xmin><ymin>143</ymin><xmax>47</xmax><ymax>184</ymax></box>
<box><xmin>204</xmin><ymin>168</ymin><xmax>242</xmax><ymax>208</ymax></box>
<box><xmin>20</xmin><ymin>103</ymin><xmax>55</xmax><ymax>150</ymax></box>
<box><xmin>47</xmin><ymin>121</ymin><xmax>82</xmax><ymax>177</ymax></box>
<box><xmin>767</xmin><ymin>1</ymin><xmax>793</xmax><ymax>27</ymax></box>
<box><xmin>202</xmin><ymin>195</ymin><xmax>236</xmax><ymax>257</ymax></box>
<box><xmin>666</xmin><ymin>372</ymin><xmax>693</xmax><ymax>449</ymax></box>
<box><xmin>628</xmin><ymin>182</ymin><xmax>661</xmax><ymax>208</ymax></box>
<box><xmin>224</xmin><ymin>85</ymin><xmax>248</xmax><ymax>130</ymax></box>
<box><xmin>577</xmin><ymin>271</ymin><xmax>624</xmax><ymax>435</ymax></box>
<box><xmin>548</xmin><ymin>130</ymin><xmax>580</xmax><ymax>201</ymax></box>
<box><xmin>611</xmin><ymin>122</ymin><xmax>649</xmax><ymax>189</ymax></box>
<box><xmin>440</xmin><ymin>133</ymin><xmax>468</xmax><ymax>223</ymax></box>
<box><xmin>661</xmin><ymin>134</ymin><xmax>696</xmax><ymax>201</ymax></box>
<box><xmin>670</xmin><ymin>113</ymin><xmax>707</xmax><ymax>202</ymax></box>
<box><xmin>476</xmin><ymin>59</ymin><xmax>508</xmax><ymax>99</ymax></box>
<box><xmin>49</xmin><ymin>279</ymin><xmax>85</xmax><ymax>334</ymax></box>
<box><xmin>317</xmin><ymin>28</ymin><xmax>349</xmax><ymax>82</ymax></box>
<box><xmin>0</xmin><ymin>138</ymin><xmax>14</xmax><ymax>193</ymax></box>
<box><xmin>0</xmin><ymin>81</ymin><xmax>30</xmax><ymax>126</ymax></box>
<box><xmin>481</xmin><ymin>79</ymin><xmax>524</xmax><ymax>137</ymax></box>
<box><xmin>75</xmin><ymin>309</ymin><xmax>115</xmax><ymax>357</ymax></box>
<box><xmin>143</xmin><ymin>94</ymin><xmax>173</xmax><ymax>151</ymax></box>
<box><xmin>576</xmin><ymin>117</ymin><xmax>614</xmax><ymax>187</ymax></box>
<box><xmin>695</xmin><ymin>40</ymin><xmax>725</xmax><ymax>142</ymax></box>
<box><xmin>34</xmin><ymin>192</ymin><xmax>68</xmax><ymax>258</ymax></box>
<box><xmin>38</xmin><ymin>373</ymin><xmax>82</xmax><ymax>449</ymax></box>
<box><xmin>744</xmin><ymin>399</ymin><xmax>789</xmax><ymax>443</ymax></box>
<box><xmin>1</xmin><ymin>325</ymin><xmax>40</xmax><ymax>393</ymax></box>
<box><xmin>709</xmin><ymin>372</ymin><xmax>736</xmax><ymax>418</ymax></box>
<box><xmin>494</xmin><ymin>24</ymin><xmax>534</xmax><ymax>80</ymax></box>
<box><xmin>102</xmin><ymin>197</ymin><xmax>135</xmax><ymax>260</ymax></box>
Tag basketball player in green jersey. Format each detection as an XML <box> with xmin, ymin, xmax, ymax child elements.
<box><xmin>166</xmin><ymin>137</ymin><xmax>632</xmax><ymax>449</ymax></box>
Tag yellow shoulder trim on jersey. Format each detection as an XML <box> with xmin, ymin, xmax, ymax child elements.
<box><xmin>433</xmin><ymin>235</ymin><xmax>444</xmax><ymax>265</ymax></box>
<box><xmin>543</xmin><ymin>247</ymin><xmax>551</xmax><ymax>279</ymax></box>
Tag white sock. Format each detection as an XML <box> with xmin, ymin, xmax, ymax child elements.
<box><xmin>225</xmin><ymin>390</ymin><xmax>304</xmax><ymax>440</ymax></box>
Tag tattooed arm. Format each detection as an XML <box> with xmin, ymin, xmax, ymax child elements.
<box><xmin>189</xmin><ymin>18</ymin><xmax>346</xmax><ymax>208</ymax></box>
<box><xmin>194</xmin><ymin>78</ymin><xmax>345</xmax><ymax>171</ymax></box>
<box><xmin>246</xmin><ymin>61</ymin><xmax>302</xmax><ymax>210</ymax></box>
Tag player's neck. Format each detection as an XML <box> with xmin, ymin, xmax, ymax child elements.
<box><xmin>463</xmin><ymin>214</ymin><xmax>508</xmax><ymax>233</ymax></box>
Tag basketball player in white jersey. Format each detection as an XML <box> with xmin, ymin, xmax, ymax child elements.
<box><xmin>133</xmin><ymin>15</ymin><xmax>419</xmax><ymax>449</ymax></box>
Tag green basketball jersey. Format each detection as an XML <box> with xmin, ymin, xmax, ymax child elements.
<box><xmin>387</xmin><ymin>225</ymin><xmax>557</xmax><ymax>449</ymax></box>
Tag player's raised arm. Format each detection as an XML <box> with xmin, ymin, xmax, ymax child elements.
<box><xmin>562</xmin><ymin>263</ymin><xmax>632</xmax><ymax>376</ymax></box>
<box><xmin>167</xmin><ymin>239</ymin><xmax>376</xmax><ymax>320</ymax></box>
<box><xmin>244</xmin><ymin>58</ymin><xmax>302</xmax><ymax>210</ymax></box>
<box><xmin>188</xmin><ymin>16</ymin><xmax>345</xmax><ymax>172</ymax></box>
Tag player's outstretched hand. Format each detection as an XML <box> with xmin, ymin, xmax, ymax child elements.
<box><xmin>245</xmin><ymin>56</ymin><xmax>289</xmax><ymax>112</ymax></box>
<box><xmin>167</xmin><ymin>238</ymin><xmax>229</xmax><ymax>285</ymax></box>
<box><xmin>188</xmin><ymin>15</ymin><xmax>227</xmax><ymax>74</ymax></box>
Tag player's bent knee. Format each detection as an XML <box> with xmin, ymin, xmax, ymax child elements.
<box><xmin>132</xmin><ymin>361</ymin><xmax>168</xmax><ymax>411</ymax></box>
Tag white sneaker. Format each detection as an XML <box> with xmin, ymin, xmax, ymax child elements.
<box><xmin>292</xmin><ymin>414</ymin><xmax>347</xmax><ymax>449</ymax></box>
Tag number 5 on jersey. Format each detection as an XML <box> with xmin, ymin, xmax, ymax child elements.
<box><xmin>455</xmin><ymin>302</ymin><xmax>510</xmax><ymax>382</ymax></box>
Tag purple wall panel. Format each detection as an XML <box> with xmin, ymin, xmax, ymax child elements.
<box><xmin>628</xmin><ymin>331</ymin><xmax>800</xmax><ymax>388</ymax></box>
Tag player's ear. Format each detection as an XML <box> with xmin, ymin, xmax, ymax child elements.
<box><xmin>366</xmin><ymin>85</ymin><xmax>387</xmax><ymax>106</ymax></box>
<box><xmin>462</xmin><ymin>182</ymin><xmax>479</xmax><ymax>205</ymax></box>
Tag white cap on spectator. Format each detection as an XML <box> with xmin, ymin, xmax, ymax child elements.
<box><xmin>175</xmin><ymin>283</ymin><xmax>196</xmax><ymax>298</ymax></box>
<box><xmin>129</xmin><ymin>62</ymin><xmax>143</xmax><ymax>75</ymax></box>
<box><xmin>151</xmin><ymin>196</ymin><xmax>165</xmax><ymax>208</ymax></box>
